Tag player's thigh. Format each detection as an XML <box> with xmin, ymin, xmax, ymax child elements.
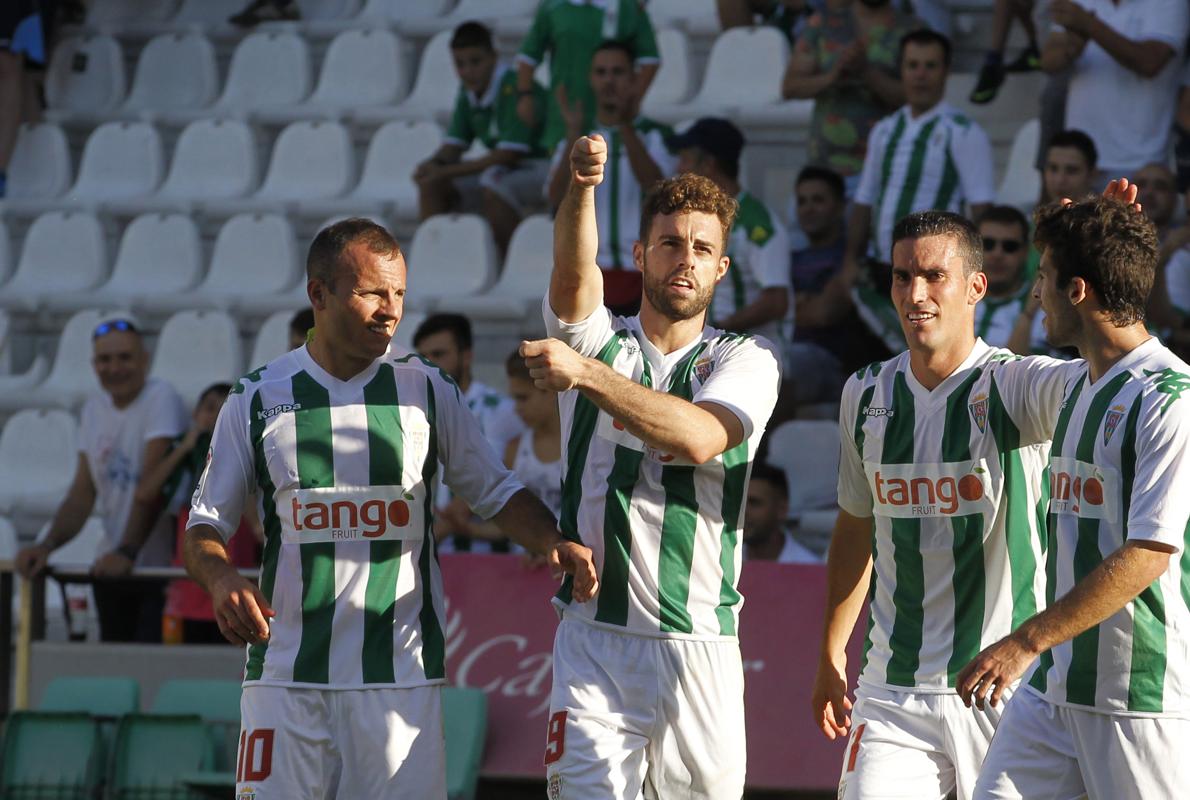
<box><xmin>839</xmin><ymin>689</ymin><xmax>952</xmax><ymax>800</ymax></box>
<box><xmin>480</xmin><ymin>159</ymin><xmax>550</xmax><ymax>212</ymax></box>
<box><xmin>645</xmin><ymin>638</ymin><xmax>746</xmax><ymax>800</ymax></box>
<box><xmin>237</xmin><ymin>686</ymin><xmax>337</xmax><ymax>800</ymax></box>
<box><xmin>333</xmin><ymin>686</ymin><xmax>446</xmax><ymax>800</ymax></box>
<box><xmin>1071</xmin><ymin>711</ymin><xmax>1190</xmax><ymax>800</ymax></box>
<box><xmin>972</xmin><ymin>689</ymin><xmax>1085</xmax><ymax>800</ymax></box>
<box><xmin>545</xmin><ymin>619</ymin><xmax>655</xmax><ymax>800</ymax></box>
<box><xmin>940</xmin><ymin>686</ymin><xmax>1012</xmax><ymax>800</ymax></box>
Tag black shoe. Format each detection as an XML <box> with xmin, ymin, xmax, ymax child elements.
<box><xmin>229</xmin><ymin>0</ymin><xmax>300</xmax><ymax>27</ymax></box>
<box><xmin>969</xmin><ymin>60</ymin><xmax>1005</xmax><ymax>105</ymax></box>
<box><xmin>1005</xmin><ymin>45</ymin><xmax>1041</xmax><ymax>73</ymax></box>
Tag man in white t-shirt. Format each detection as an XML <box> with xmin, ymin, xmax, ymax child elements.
<box><xmin>1039</xmin><ymin>0</ymin><xmax>1188</xmax><ymax>178</ymax></box>
<box><xmin>15</xmin><ymin>316</ymin><xmax>188</xmax><ymax>642</ymax></box>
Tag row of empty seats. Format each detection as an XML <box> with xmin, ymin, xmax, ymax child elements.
<box><xmin>0</xmin><ymin>209</ymin><xmax>546</xmax><ymax>318</ymax></box>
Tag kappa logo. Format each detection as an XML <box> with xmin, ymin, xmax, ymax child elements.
<box><xmin>969</xmin><ymin>394</ymin><xmax>989</xmax><ymax>434</ymax></box>
<box><xmin>256</xmin><ymin>402</ymin><xmax>302</xmax><ymax>421</ymax></box>
<box><xmin>862</xmin><ymin>405</ymin><xmax>895</xmax><ymax>419</ymax></box>
<box><xmin>1102</xmin><ymin>404</ymin><xmax>1126</xmax><ymax>446</ymax></box>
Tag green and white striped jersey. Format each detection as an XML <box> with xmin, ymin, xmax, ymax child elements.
<box><xmin>973</xmin><ymin>285</ymin><xmax>1030</xmax><ymax>349</ymax></box>
<box><xmin>544</xmin><ymin>300</ymin><xmax>781</xmax><ymax>639</ymax></box>
<box><xmin>189</xmin><ymin>346</ymin><xmax>522</xmax><ymax>689</ymax></box>
<box><xmin>1027</xmin><ymin>338</ymin><xmax>1190</xmax><ymax>716</ymax></box>
<box><xmin>855</xmin><ymin>102</ymin><xmax>996</xmax><ymax>263</ymax></box>
<box><xmin>838</xmin><ymin>340</ymin><xmax>1082</xmax><ymax>691</ymax></box>
<box><xmin>709</xmin><ymin>190</ymin><xmax>792</xmax><ymax>350</ymax></box>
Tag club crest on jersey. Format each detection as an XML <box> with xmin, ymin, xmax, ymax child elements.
<box><xmin>236</xmin><ymin>789</ymin><xmax>256</xmax><ymax>800</ymax></box>
<box><xmin>547</xmin><ymin>775</ymin><xmax>563</xmax><ymax>800</ymax></box>
<box><xmin>1103</xmin><ymin>405</ymin><xmax>1126</xmax><ymax>445</ymax></box>
<box><xmin>968</xmin><ymin>394</ymin><xmax>988</xmax><ymax>434</ymax></box>
<box><xmin>694</xmin><ymin>357</ymin><xmax>714</xmax><ymax>383</ymax></box>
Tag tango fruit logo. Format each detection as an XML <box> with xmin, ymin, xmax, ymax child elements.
<box><xmin>1051</xmin><ymin>470</ymin><xmax>1103</xmax><ymax>513</ymax></box>
<box><xmin>281</xmin><ymin>486</ymin><xmax>420</xmax><ymax>542</ymax></box>
<box><xmin>869</xmin><ymin>462</ymin><xmax>990</xmax><ymax>517</ymax></box>
<box><xmin>1048</xmin><ymin>458</ymin><xmax>1116</xmax><ymax>521</ymax></box>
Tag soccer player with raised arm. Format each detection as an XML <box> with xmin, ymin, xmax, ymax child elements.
<box><xmin>959</xmin><ymin>186</ymin><xmax>1190</xmax><ymax>799</ymax></box>
<box><xmin>812</xmin><ymin>210</ymin><xmax>1083</xmax><ymax>800</ymax></box>
<box><xmin>183</xmin><ymin>219</ymin><xmax>598</xmax><ymax>800</ymax></box>
<box><xmin>524</xmin><ymin>137</ymin><xmax>781</xmax><ymax>798</ymax></box>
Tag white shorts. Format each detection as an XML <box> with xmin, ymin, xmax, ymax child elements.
<box><xmin>235</xmin><ymin>684</ymin><xmax>446</xmax><ymax>800</ymax></box>
<box><xmin>839</xmin><ymin>683</ymin><xmax>1011</xmax><ymax>800</ymax></box>
<box><xmin>545</xmin><ymin>616</ymin><xmax>746</xmax><ymax>800</ymax></box>
<box><xmin>974</xmin><ymin>686</ymin><xmax>1190</xmax><ymax>800</ymax></box>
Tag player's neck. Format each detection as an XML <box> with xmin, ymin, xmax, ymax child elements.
<box><xmin>1079</xmin><ymin>322</ymin><xmax>1152</xmax><ymax>384</ymax></box>
<box><xmin>307</xmin><ymin>337</ymin><xmax>373</xmax><ymax>382</ymax></box>
<box><xmin>638</xmin><ymin>303</ymin><xmax>706</xmax><ymax>354</ymax></box>
<box><xmin>908</xmin><ymin>335</ymin><xmax>976</xmax><ymax>391</ymax></box>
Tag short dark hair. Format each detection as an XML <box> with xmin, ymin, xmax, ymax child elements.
<box><xmin>750</xmin><ymin>463</ymin><xmax>788</xmax><ymax>499</ymax></box>
<box><xmin>413</xmin><ymin>312</ymin><xmax>473</xmax><ymax>351</ymax></box>
<box><xmin>450</xmin><ymin>20</ymin><xmax>493</xmax><ymax>51</ymax></box>
<box><xmin>1032</xmin><ymin>197</ymin><xmax>1157</xmax><ymax>326</ymax></box>
<box><xmin>593</xmin><ymin>39</ymin><xmax>635</xmax><ymax>63</ymax></box>
<box><xmin>899</xmin><ymin>28</ymin><xmax>951</xmax><ymax>67</ymax></box>
<box><xmin>289</xmin><ymin>308</ymin><xmax>314</xmax><ymax>337</ymax></box>
<box><xmin>891</xmin><ymin>211</ymin><xmax>982</xmax><ymax>275</ymax></box>
<box><xmin>1045</xmin><ymin>129</ymin><xmax>1098</xmax><ymax>172</ymax></box>
<box><xmin>976</xmin><ymin>205</ymin><xmax>1030</xmax><ymax>243</ymax></box>
<box><xmin>198</xmin><ymin>382</ymin><xmax>233</xmax><ymax>404</ymax></box>
<box><xmin>639</xmin><ymin>173</ymin><xmax>738</xmax><ymax>249</ymax></box>
<box><xmin>307</xmin><ymin>218</ymin><xmax>402</xmax><ymax>290</ymax></box>
<box><xmin>505</xmin><ymin>349</ymin><xmax>532</xmax><ymax>382</ymax></box>
<box><xmin>796</xmin><ymin>165</ymin><xmax>846</xmax><ymax>201</ymax></box>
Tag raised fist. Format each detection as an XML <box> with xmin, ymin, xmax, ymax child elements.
<box><xmin>570</xmin><ymin>134</ymin><xmax>607</xmax><ymax>188</ymax></box>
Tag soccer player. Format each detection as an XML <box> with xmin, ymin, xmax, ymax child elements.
<box><xmin>183</xmin><ymin>218</ymin><xmax>598</xmax><ymax>800</ymax></box>
<box><xmin>527</xmin><ymin>135</ymin><xmax>781</xmax><ymax>797</ymax></box>
<box><xmin>812</xmin><ymin>210</ymin><xmax>1082</xmax><ymax>800</ymax></box>
<box><xmin>959</xmin><ymin>188</ymin><xmax>1190</xmax><ymax>799</ymax></box>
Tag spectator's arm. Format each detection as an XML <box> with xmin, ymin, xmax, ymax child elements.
<box><xmin>843</xmin><ymin>202</ymin><xmax>873</xmax><ymax>266</ymax></box>
<box><xmin>862</xmin><ymin>62</ymin><xmax>906</xmax><ymax>109</ymax></box>
<box><xmin>1073</xmin><ymin>8</ymin><xmax>1178</xmax><ymax>78</ymax></box>
<box><xmin>718</xmin><ymin>287</ymin><xmax>790</xmax><ymax>331</ymax></box>
<box><xmin>13</xmin><ymin>454</ymin><xmax>97</xmax><ymax>578</ymax></box>
<box><xmin>133</xmin><ymin>433</ymin><xmax>197</xmax><ymax>506</ymax></box>
<box><xmin>797</xmin><ymin>272</ymin><xmax>856</xmax><ymax>328</ymax></box>
<box><xmin>635</xmin><ymin>62</ymin><xmax>660</xmax><ymax>100</ymax></box>
<box><xmin>620</xmin><ymin>123</ymin><xmax>665</xmax><ymax>190</ymax></box>
<box><xmin>781</xmin><ymin>38</ymin><xmax>836</xmax><ymax>99</ymax></box>
<box><xmin>1040</xmin><ymin>30</ymin><xmax>1087</xmax><ymax>72</ymax></box>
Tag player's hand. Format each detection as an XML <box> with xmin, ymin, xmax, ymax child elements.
<box><xmin>211</xmin><ymin>571</ymin><xmax>275</xmax><ymax>647</ymax></box>
<box><xmin>570</xmin><ymin>134</ymin><xmax>607</xmax><ymax>189</ymax></box>
<box><xmin>14</xmin><ymin>543</ymin><xmax>52</xmax><ymax>579</ymax></box>
<box><xmin>810</xmin><ymin>656</ymin><xmax>853</xmax><ymax>740</ymax></box>
<box><xmin>1100</xmin><ymin>177</ymin><xmax>1142</xmax><ymax>213</ymax></box>
<box><xmin>91</xmin><ymin>550</ymin><xmax>135</xmax><ymax>578</ymax></box>
<box><xmin>548</xmin><ymin>540</ymin><xmax>599</xmax><ymax>602</ymax></box>
<box><xmin>520</xmin><ymin>338</ymin><xmax>592</xmax><ymax>393</ymax></box>
<box><xmin>956</xmin><ymin>631</ymin><xmax>1035</xmax><ymax>710</ymax></box>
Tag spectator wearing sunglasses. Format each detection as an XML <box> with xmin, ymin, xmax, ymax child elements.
<box><xmin>973</xmin><ymin>206</ymin><xmax>1033</xmax><ymax>349</ymax></box>
<box><xmin>14</xmin><ymin>314</ymin><xmax>188</xmax><ymax>642</ymax></box>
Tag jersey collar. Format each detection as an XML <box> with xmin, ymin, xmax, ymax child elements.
<box><xmin>467</xmin><ymin>62</ymin><xmax>509</xmax><ymax>108</ymax></box>
<box><xmin>903</xmin><ymin>338</ymin><xmax>992</xmax><ymax>405</ymax></box>
<box><xmin>294</xmin><ymin>344</ymin><xmax>385</xmax><ymax>390</ymax></box>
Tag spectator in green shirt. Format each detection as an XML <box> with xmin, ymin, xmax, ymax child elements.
<box><xmin>414</xmin><ymin>22</ymin><xmax>550</xmax><ymax>257</ymax></box>
<box><xmin>516</xmin><ymin>0</ymin><xmax>661</xmax><ymax>151</ymax></box>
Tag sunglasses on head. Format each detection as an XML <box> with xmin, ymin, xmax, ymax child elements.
<box><xmin>982</xmin><ymin>237</ymin><xmax>1023</xmax><ymax>254</ymax></box>
<box><xmin>93</xmin><ymin>319</ymin><xmax>138</xmax><ymax>340</ymax></box>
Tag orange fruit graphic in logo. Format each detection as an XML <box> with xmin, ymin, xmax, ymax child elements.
<box><xmin>388</xmin><ymin>500</ymin><xmax>410</xmax><ymax>527</ymax></box>
<box><xmin>958</xmin><ymin>474</ymin><xmax>984</xmax><ymax>502</ymax></box>
<box><xmin>1082</xmin><ymin>478</ymin><xmax>1103</xmax><ymax>506</ymax></box>
<box><xmin>613</xmin><ymin>419</ymin><xmax>626</xmax><ymax>431</ymax></box>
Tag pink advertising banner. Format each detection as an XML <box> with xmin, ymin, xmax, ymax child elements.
<box><xmin>439</xmin><ymin>554</ymin><xmax>865</xmax><ymax>791</ymax></box>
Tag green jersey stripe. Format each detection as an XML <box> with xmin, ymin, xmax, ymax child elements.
<box><xmin>609</xmin><ymin>132</ymin><xmax>622</xmax><ymax>268</ymax></box>
<box><xmin>595</xmin><ymin>445</ymin><xmax>645</xmax><ymax>626</ymax></box>
<box><xmin>361</xmin><ymin>365</ymin><xmax>404</xmax><ymax>684</ymax></box>
<box><xmin>417</xmin><ymin>376</ymin><xmax>446</xmax><ymax>679</ymax></box>
<box><xmin>246</xmin><ymin>389</ymin><xmax>282</xmax><ymax>681</ymax></box>
<box><xmin>943</xmin><ymin>368</ymin><xmax>985</xmax><ymax>684</ymax></box>
<box><xmin>884</xmin><ymin>372</ymin><xmax>923</xmax><ymax>686</ymax></box>
<box><xmin>715</xmin><ymin>443</ymin><xmax>749</xmax><ymax>636</ymax></box>
<box><xmin>892</xmin><ymin>118</ymin><xmax>941</xmax><ymax>229</ymax></box>
<box><xmin>875</xmin><ymin>114</ymin><xmax>908</xmax><ymax>231</ymax></box>
<box><xmin>1067</xmin><ymin>372</ymin><xmax>1132</xmax><ymax>705</ymax></box>
<box><xmin>291</xmin><ymin>372</ymin><xmax>336</xmax><ymax>685</ymax></box>
<box><xmin>1181</xmin><ymin>519</ymin><xmax>1190</xmax><ymax>614</ymax></box>
<box><xmin>854</xmin><ymin>382</ymin><xmax>878</xmax><ymax>673</ymax></box>
<box><xmin>933</xmin><ymin>149</ymin><xmax>959</xmax><ymax>212</ymax></box>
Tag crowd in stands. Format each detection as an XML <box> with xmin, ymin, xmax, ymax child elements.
<box><xmin>3</xmin><ymin>0</ymin><xmax>1190</xmax><ymax>646</ymax></box>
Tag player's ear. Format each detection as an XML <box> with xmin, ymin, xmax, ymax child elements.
<box><xmin>632</xmin><ymin>240</ymin><xmax>645</xmax><ymax>273</ymax></box>
<box><xmin>308</xmin><ymin>277</ymin><xmax>329</xmax><ymax>311</ymax></box>
<box><xmin>969</xmin><ymin>269</ymin><xmax>987</xmax><ymax>305</ymax></box>
<box><xmin>1068</xmin><ymin>276</ymin><xmax>1089</xmax><ymax>307</ymax></box>
<box><xmin>716</xmin><ymin>255</ymin><xmax>730</xmax><ymax>285</ymax></box>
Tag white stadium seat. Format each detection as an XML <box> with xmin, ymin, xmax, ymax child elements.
<box><xmin>696</xmin><ymin>26</ymin><xmax>788</xmax><ymax>111</ymax></box>
<box><xmin>450</xmin><ymin>214</ymin><xmax>551</xmax><ymax>320</ymax></box>
<box><xmin>641</xmin><ymin>29</ymin><xmax>694</xmax><ymax>114</ymax></box>
<box><xmin>646</xmin><ymin>0</ymin><xmax>720</xmax><ymax>35</ymax></box>
<box><xmin>0</xmin><ymin>212</ymin><xmax>108</xmax><ymax>313</ymax></box>
<box><xmin>355</xmin><ymin>29</ymin><xmax>456</xmax><ymax>125</ymax></box>
<box><xmin>212</xmin><ymin>31</ymin><xmax>311</xmax><ymax>116</ymax></box>
<box><xmin>0</xmin><ymin>409</ymin><xmax>77</xmax><ymax>516</ymax></box>
<box><xmin>9</xmin><ymin>310</ymin><xmax>120</xmax><ymax>411</ymax></box>
<box><xmin>48</xmin><ymin>213</ymin><xmax>202</xmax><ymax>312</ymax></box>
<box><xmin>5</xmin><ymin>123</ymin><xmax>72</xmax><ymax>201</ymax></box>
<box><xmin>250</xmin><ymin>310</ymin><xmax>301</xmax><ymax>368</ymax></box>
<box><xmin>70</xmin><ymin>121</ymin><xmax>165</xmax><ymax>202</ymax></box>
<box><xmin>216</xmin><ymin>120</ymin><xmax>354</xmax><ymax>213</ymax></box>
<box><xmin>149</xmin><ymin>119</ymin><xmax>259</xmax><ymax>209</ymax></box>
<box><xmin>45</xmin><ymin>34</ymin><xmax>126</xmax><ymax>116</ymax></box>
<box><xmin>407</xmin><ymin>214</ymin><xmax>498</xmax><ymax>305</ymax></box>
<box><xmin>765</xmin><ymin>420</ymin><xmax>840</xmax><ymax>517</ymax></box>
<box><xmin>945</xmin><ymin>71</ymin><xmax>1046</xmax><ymax>142</ymax></box>
<box><xmin>997</xmin><ymin>118</ymin><xmax>1041</xmax><ymax>210</ymax></box>
<box><xmin>150</xmin><ymin>310</ymin><xmax>244</xmax><ymax>403</ymax></box>
<box><xmin>123</xmin><ymin>33</ymin><xmax>219</xmax><ymax>113</ymax></box>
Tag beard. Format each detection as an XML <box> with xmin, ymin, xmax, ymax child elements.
<box><xmin>642</xmin><ymin>267</ymin><xmax>716</xmax><ymax>322</ymax></box>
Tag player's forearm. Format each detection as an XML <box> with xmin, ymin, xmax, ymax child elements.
<box><xmin>819</xmin><ymin>513</ymin><xmax>874</xmax><ymax>664</ymax></box>
<box><xmin>491</xmin><ymin>488</ymin><xmax>564</xmax><ymax>555</ymax></box>
<box><xmin>717</xmin><ymin>287</ymin><xmax>788</xmax><ymax>331</ymax></box>
<box><xmin>183</xmin><ymin>523</ymin><xmax>239</xmax><ymax>594</ymax></box>
<box><xmin>550</xmin><ymin>180</ymin><xmax>605</xmax><ymax>323</ymax></box>
<box><xmin>576</xmin><ymin>358</ymin><xmax>730</xmax><ymax>464</ymax></box>
<box><xmin>1011</xmin><ymin>540</ymin><xmax>1174</xmax><ymax>656</ymax></box>
<box><xmin>844</xmin><ymin>204</ymin><xmax>872</xmax><ymax>263</ymax></box>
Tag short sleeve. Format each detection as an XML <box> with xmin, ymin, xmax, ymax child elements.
<box><xmin>953</xmin><ymin>121</ymin><xmax>996</xmax><ymax>207</ymax></box>
<box><xmin>445</xmin><ymin>90</ymin><xmax>473</xmax><ymax>148</ymax></box>
<box><xmin>517</xmin><ymin>3</ymin><xmax>550</xmax><ymax>65</ymax></box>
<box><xmin>991</xmin><ymin>356</ymin><xmax>1085</xmax><ymax>445</ymax></box>
<box><xmin>756</xmin><ymin>222</ymin><xmax>792</xmax><ymax>290</ymax></box>
<box><xmin>854</xmin><ymin>122</ymin><xmax>885</xmax><ymax>206</ymax></box>
<box><xmin>836</xmin><ymin>375</ymin><xmax>874</xmax><ymax>517</ymax></box>
<box><xmin>1126</xmin><ymin>390</ymin><xmax>1190</xmax><ymax>551</ymax></box>
<box><xmin>693</xmin><ymin>335</ymin><xmax>781</xmax><ymax>441</ymax></box>
<box><xmin>495</xmin><ymin>78</ymin><xmax>536</xmax><ymax>153</ymax></box>
<box><xmin>627</xmin><ymin>2</ymin><xmax>660</xmax><ymax>64</ymax></box>
<box><xmin>542</xmin><ymin>295</ymin><xmax>618</xmax><ymax>358</ymax></box>
<box><xmin>432</xmin><ymin>374</ymin><xmax>523</xmax><ymax>520</ymax></box>
<box><xmin>142</xmin><ymin>381</ymin><xmax>188</xmax><ymax>443</ymax></box>
<box><xmin>188</xmin><ymin>390</ymin><xmax>254</xmax><ymax>542</ymax></box>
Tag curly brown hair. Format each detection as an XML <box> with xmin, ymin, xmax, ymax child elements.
<box><xmin>638</xmin><ymin>173</ymin><xmax>738</xmax><ymax>251</ymax></box>
<box><xmin>1033</xmin><ymin>197</ymin><xmax>1157</xmax><ymax>327</ymax></box>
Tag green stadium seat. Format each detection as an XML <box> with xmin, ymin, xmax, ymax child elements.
<box><xmin>39</xmin><ymin>676</ymin><xmax>140</xmax><ymax>717</ymax></box>
<box><xmin>442</xmin><ymin>687</ymin><xmax>487</xmax><ymax>800</ymax></box>
<box><xmin>108</xmin><ymin>713</ymin><xmax>209</xmax><ymax>800</ymax></box>
<box><xmin>0</xmin><ymin>710</ymin><xmax>103</xmax><ymax>799</ymax></box>
<box><xmin>151</xmin><ymin>679</ymin><xmax>242</xmax><ymax>771</ymax></box>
